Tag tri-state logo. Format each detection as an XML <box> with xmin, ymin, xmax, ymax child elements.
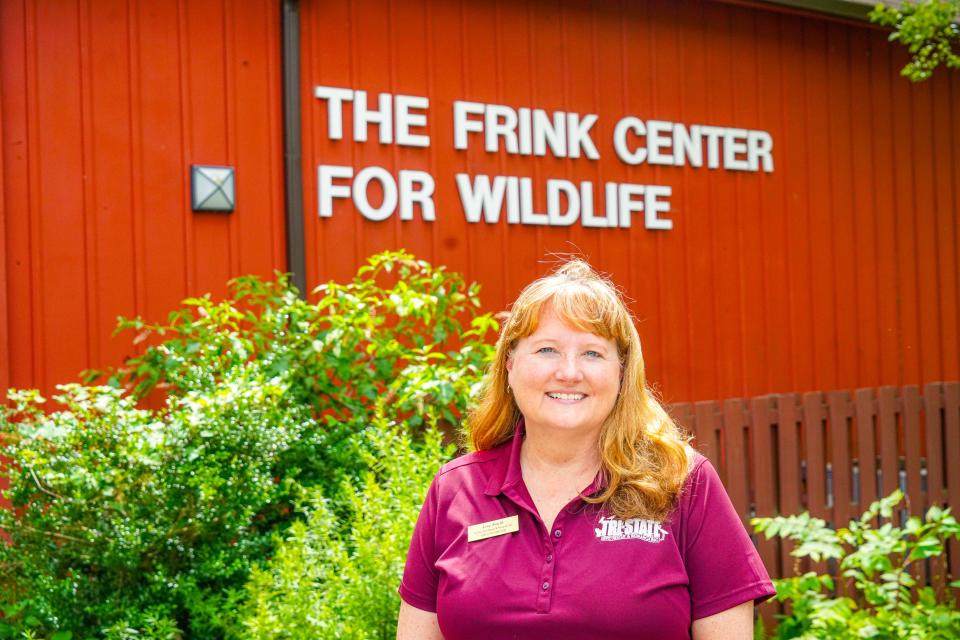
<box><xmin>594</xmin><ymin>517</ymin><xmax>669</xmax><ymax>543</ymax></box>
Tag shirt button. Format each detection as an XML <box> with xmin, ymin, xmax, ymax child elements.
<box><xmin>542</xmin><ymin>581</ymin><xmax>550</xmax><ymax>590</ymax></box>
<box><xmin>546</xmin><ymin>554</ymin><xmax>553</xmax><ymax>562</ymax></box>
<box><xmin>554</xmin><ymin>529</ymin><xmax>562</xmax><ymax>538</ymax></box>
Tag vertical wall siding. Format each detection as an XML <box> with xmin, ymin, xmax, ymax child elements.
<box><xmin>2</xmin><ymin>0</ymin><xmax>958</xmax><ymax>404</ymax></box>
<box><xmin>301</xmin><ymin>0</ymin><xmax>960</xmax><ymax>403</ymax></box>
<box><xmin>0</xmin><ymin>39</ymin><xmax>9</xmax><ymax>397</ymax></box>
<box><xmin>1</xmin><ymin>0</ymin><xmax>287</xmax><ymax>394</ymax></box>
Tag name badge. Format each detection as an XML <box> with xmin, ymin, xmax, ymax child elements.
<box><xmin>467</xmin><ymin>515</ymin><xmax>519</xmax><ymax>542</ymax></box>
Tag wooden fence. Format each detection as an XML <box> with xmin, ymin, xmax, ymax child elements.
<box><xmin>668</xmin><ymin>382</ymin><xmax>960</xmax><ymax>595</ymax></box>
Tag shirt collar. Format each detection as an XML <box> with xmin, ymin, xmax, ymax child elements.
<box><xmin>483</xmin><ymin>417</ymin><xmax>607</xmax><ymax>498</ymax></box>
<box><xmin>483</xmin><ymin>417</ymin><xmax>526</xmax><ymax>496</ymax></box>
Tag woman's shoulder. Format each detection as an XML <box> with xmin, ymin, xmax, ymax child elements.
<box><xmin>431</xmin><ymin>439</ymin><xmax>513</xmax><ymax>492</ymax></box>
<box><xmin>680</xmin><ymin>446</ymin><xmax>720</xmax><ymax>491</ymax></box>
<box><xmin>436</xmin><ymin>447</ymin><xmax>503</xmax><ymax>476</ymax></box>
<box><xmin>675</xmin><ymin>447</ymin><xmax>733</xmax><ymax>515</ymax></box>
<box><xmin>684</xmin><ymin>444</ymin><xmax>708</xmax><ymax>476</ymax></box>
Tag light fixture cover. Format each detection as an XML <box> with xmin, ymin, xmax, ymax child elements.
<box><xmin>191</xmin><ymin>165</ymin><xmax>235</xmax><ymax>212</ymax></box>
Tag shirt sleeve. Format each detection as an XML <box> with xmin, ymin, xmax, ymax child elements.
<box><xmin>398</xmin><ymin>471</ymin><xmax>441</xmax><ymax>613</ymax></box>
<box><xmin>680</xmin><ymin>457</ymin><xmax>777</xmax><ymax>620</ymax></box>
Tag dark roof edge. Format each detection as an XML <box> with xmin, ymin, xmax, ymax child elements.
<box><xmin>757</xmin><ymin>0</ymin><xmax>875</xmax><ymax>21</ymax></box>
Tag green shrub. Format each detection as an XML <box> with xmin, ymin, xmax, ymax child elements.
<box><xmin>239</xmin><ymin>412</ymin><xmax>452</xmax><ymax>640</ymax></box>
<box><xmin>0</xmin><ymin>251</ymin><xmax>495</xmax><ymax>639</ymax></box>
<box><xmin>752</xmin><ymin>490</ymin><xmax>960</xmax><ymax>639</ymax></box>
<box><xmin>92</xmin><ymin>250</ymin><xmax>495</xmax><ymax>494</ymax></box>
<box><xmin>0</xmin><ymin>368</ymin><xmax>311</xmax><ymax>638</ymax></box>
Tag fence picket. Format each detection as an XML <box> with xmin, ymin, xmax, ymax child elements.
<box><xmin>801</xmin><ymin>392</ymin><xmax>828</xmax><ymax>579</ymax></box>
<box><xmin>693</xmin><ymin>400</ymin><xmax>721</xmax><ymax>466</ymax></box>
<box><xmin>924</xmin><ymin>383</ymin><xmax>946</xmax><ymax>506</ymax></box>
<box><xmin>670</xmin><ymin>403</ymin><xmax>695</xmax><ymax>442</ymax></box>
<box><xmin>775</xmin><ymin>393</ymin><xmax>802</xmax><ymax>578</ymax></box>
<box><xmin>902</xmin><ymin>386</ymin><xmax>923</xmax><ymax>515</ymax></box>
<box><xmin>924</xmin><ymin>383</ymin><xmax>946</xmax><ymax>594</ymax></box>
<box><xmin>723</xmin><ymin>399</ymin><xmax>750</xmax><ymax>524</ymax></box>
<box><xmin>877</xmin><ymin>387</ymin><xmax>900</xmax><ymax>499</ymax></box>
<box><xmin>902</xmin><ymin>386</ymin><xmax>924</xmax><ymax>583</ymax></box>
<box><xmin>802</xmin><ymin>392</ymin><xmax>828</xmax><ymax>521</ymax></box>
<box><xmin>943</xmin><ymin>383</ymin><xmax>960</xmax><ymax>584</ymax></box>
<box><xmin>855</xmin><ymin>388</ymin><xmax>878</xmax><ymax>510</ymax></box>
<box><xmin>750</xmin><ymin>396</ymin><xmax>779</xmax><ymax>579</ymax></box>
<box><xmin>828</xmin><ymin>390</ymin><xmax>853</xmax><ymax>529</ymax></box>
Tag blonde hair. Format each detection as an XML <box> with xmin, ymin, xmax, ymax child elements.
<box><xmin>466</xmin><ymin>259</ymin><xmax>691</xmax><ymax>522</ymax></box>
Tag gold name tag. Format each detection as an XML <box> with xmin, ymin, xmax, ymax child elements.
<box><xmin>467</xmin><ymin>515</ymin><xmax>519</xmax><ymax>542</ymax></box>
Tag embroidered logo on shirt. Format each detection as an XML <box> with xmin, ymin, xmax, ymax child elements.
<box><xmin>594</xmin><ymin>517</ymin><xmax>668</xmax><ymax>543</ymax></box>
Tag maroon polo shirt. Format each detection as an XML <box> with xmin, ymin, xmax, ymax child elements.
<box><xmin>400</xmin><ymin>421</ymin><xmax>776</xmax><ymax>639</ymax></box>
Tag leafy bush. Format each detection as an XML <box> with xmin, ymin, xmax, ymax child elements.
<box><xmin>0</xmin><ymin>368</ymin><xmax>311</xmax><ymax>638</ymax></box>
<box><xmin>239</xmin><ymin>412</ymin><xmax>452</xmax><ymax>640</ymax></box>
<box><xmin>92</xmin><ymin>250</ymin><xmax>495</xmax><ymax>494</ymax></box>
<box><xmin>0</xmin><ymin>251</ymin><xmax>494</xmax><ymax>639</ymax></box>
<box><xmin>752</xmin><ymin>490</ymin><xmax>960</xmax><ymax>639</ymax></box>
<box><xmin>871</xmin><ymin>0</ymin><xmax>960</xmax><ymax>81</ymax></box>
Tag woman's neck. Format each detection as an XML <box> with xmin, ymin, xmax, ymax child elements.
<box><xmin>520</xmin><ymin>423</ymin><xmax>602</xmax><ymax>477</ymax></box>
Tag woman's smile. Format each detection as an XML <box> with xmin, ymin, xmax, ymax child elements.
<box><xmin>546</xmin><ymin>392</ymin><xmax>587</xmax><ymax>402</ymax></box>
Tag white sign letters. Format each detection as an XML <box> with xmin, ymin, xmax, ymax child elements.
<box><xmin>313</xmin><ymin>85</ymin><xmax>776</xmax><ymax>231</ymax></box>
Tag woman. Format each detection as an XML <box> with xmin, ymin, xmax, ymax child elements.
<box><xmin>397</xmin><ymin>260</ymin><xmax>775</xmax><ymax>639</ymax></box>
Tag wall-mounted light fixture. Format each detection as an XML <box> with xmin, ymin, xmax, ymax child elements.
<box><xmin>191</xmin><ymin>165</ymin><xmax>235</xmax><ymax>212</ymax></box>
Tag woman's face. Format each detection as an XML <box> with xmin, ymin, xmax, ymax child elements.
<box><xmin>506</xmin><ymin>304</ymin><xmax>621</xmax><ymax>437</ymax></box>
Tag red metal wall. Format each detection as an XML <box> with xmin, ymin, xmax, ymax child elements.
<box><xmin>300</xmin><ymin>0</ymin><xmax>960</xmax><ymax>403</ymax></box>
<box><xmin>1</xmin><ymin>0</ymin><xmax>287</xmax><ymax>394</ymax></box>
<box><xmin>2</xmin><ymin>0</ymin><xmax>959</xmax><ymax>405</ymax></box>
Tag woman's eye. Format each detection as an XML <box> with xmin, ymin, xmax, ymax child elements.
<box><xmin>584</xmin><ymin>350</ymin><xmax>603</xmax><ymax>359</ymax></box>
<box><xmin>536</xmin><ymin>347</ymin><xmax>557</xmax><ymax>354</ymax></box>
